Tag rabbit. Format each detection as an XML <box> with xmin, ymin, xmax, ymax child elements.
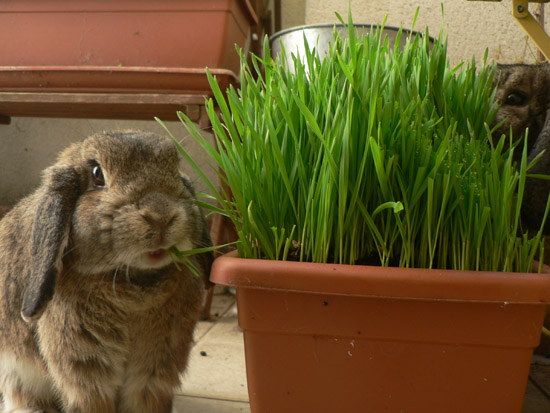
<box><xmin>493</xmin><ymin>64</ymin><xmax>550</xmax><ymax>358</ymax></box>
<box><xmin>493</xmin><ymin>63</ymin><xmax>550</xmax><ymax>233</ymax></box>
<box><xmin>0</xmin><ymin>130</ymin><xmax>213</xmax><ymax>413</ymax></box>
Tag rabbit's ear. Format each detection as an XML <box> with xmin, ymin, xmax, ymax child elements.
<box><xmin>180</xmin><ymin>175</ymin><xmax>197</xmax><ymax>197</ymax></box>
<box><xmin>21</xmin><ymin>165</ymin><xmax>84</xmax><ymax>322</ymax></box>
<box><xmin>180</xmin><ymin>176</ymin><xmax>214</xmax><ymax>288</ymax></box>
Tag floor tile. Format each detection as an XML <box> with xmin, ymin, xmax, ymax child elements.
<box><xmin>523</xmin><ymin>379</ymin><xmax>550</xmax><ymax>413</ymax></box>
<box><xmin>179</xmin><ymin>300</ymin><xmax>249</xmax><ymax>402</ymax></box>
<box><xmin>173</xmin><ymin>395</ymin><xmax>250</xmax><ymax>413</ymax></box>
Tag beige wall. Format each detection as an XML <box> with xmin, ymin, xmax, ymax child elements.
<box><xmin>0</xmin><ymin>118</ymin><xmax>215</xmax><ymax>205</ymax></box>
<box><xmin>281</xmin><ymin>0</ymin><xmax>548</xmax><ymax>66</ymax></box>
<box><xmin>281</xmin><ymin>0</ymin><xmax>306</xmax><ymax>30</ymax></box>
<box><xmin>0</xmin><ymin>0</ymin><xmax>547</xmax><ymax>205</ymax></box>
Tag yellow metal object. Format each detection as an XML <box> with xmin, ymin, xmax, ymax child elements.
<box><xmin>513</xmin><ymin>0</ymin><xmax>550</xmax><ymax>60</ymax></box>
<box><xmin>470</xmin><ymin>0</ymin><xmax>550</xmax><ymax>60</ymax></box>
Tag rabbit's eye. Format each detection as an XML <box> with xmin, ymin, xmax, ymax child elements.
<box><xmin>505</xmin><ymin>91</ymin><xmax>528</xmax><ymax>106</ymax></box>
<box><xmin>91</xmin><ymin>165</ymin><xmax>105</xmax><ymax>188</ymax></box>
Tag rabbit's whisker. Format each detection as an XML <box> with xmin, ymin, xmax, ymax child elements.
<box><xmin>112</xmin><ymin>266</ymin><xmax>120</xmax><ymax>300</ymax></box>
<box><xmin>61</xmin><ymin>245</ymin><xmax>79</xmax><ymax>259</ymax></box>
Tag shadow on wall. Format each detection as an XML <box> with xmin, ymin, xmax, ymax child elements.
<box><xmin>0</xmin><ymin>205</ymin><xmax>10</xmax><ymax>219</ymax></box>
<box><xmin>0</xmin><ymin>117</ymin><xmax>217</xmax><ymax>208</ymax></box>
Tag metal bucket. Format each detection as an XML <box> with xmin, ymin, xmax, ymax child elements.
<box><xmin>270</xmin><ymin>24</ymin><xmax>433</xmax><ymax>73</ymax></box>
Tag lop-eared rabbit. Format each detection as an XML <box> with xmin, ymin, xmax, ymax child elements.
<box><xmin>0</xmin><ymin>131</ymin><xmax>213</xmax><ymax>412</ymax></box>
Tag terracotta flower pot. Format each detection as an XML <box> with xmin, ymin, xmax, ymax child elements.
<box><xmin>211</xmin><ymin>252</ymin><xmax>550</xmax><ymax>412</ymax></box>
<box><xmin>0</xmin><ymin>0</ymin><xmax>257</xmax><ymax>94</ymax></box>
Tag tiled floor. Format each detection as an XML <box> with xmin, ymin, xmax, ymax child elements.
<box><xmin>1</xmin><ymin>288</ymin><xmax>546</xmax><ymax>412</ymax></box>
<box><xmin>524</xmin><ymin>359</ymin><xmax>550</xmax><ymax>413</ymax></box>
<box><xmin>174</xmin><ymin>288</ymin><xmax>251</xmax><ymax>412</ymax></box>
<box><xmin>176</xmin><ymin>288</ymin><xmax>550</xmax><ymax>413</ymax></box>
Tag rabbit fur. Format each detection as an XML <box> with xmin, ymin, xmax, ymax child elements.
<box><xmin>493</xmin><ymin>63</ymin><xmax>550</xmax><ymax>233</ymax></box>
<box><xmin>0</xmin><ymin>130</ymin><xmax>213</xmax><ymax>413</ymax></box>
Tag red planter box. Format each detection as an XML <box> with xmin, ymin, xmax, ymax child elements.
<box><xmin>0</xmin><ymin>0</ymin><xmax>257</xmax><ymax>94</ymax></box>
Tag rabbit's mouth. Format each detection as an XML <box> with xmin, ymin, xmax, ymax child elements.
<box><xmin>126</xmin><ymin>248</ymin><xmax>172</xmax><ymax>270</ymax></box>
<box><xmin>136</xmin><ymin>240</ymin><xmax>192</xmax><ymax>270</ymax></box>
<box><xmin>146</xmin><ymin>249</ymin><xmax>168</xmax><ymax>263</ymax></box>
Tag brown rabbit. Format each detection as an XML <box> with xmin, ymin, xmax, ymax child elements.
<box><xmin>493</xmin><ymin>63</ymin><xmax>550</xmax><ymax>232</ymax></box>
<box><xmin>0</xmin><ymin>131</ymin><xmax>213</xmax><ymax>412</ymax></box>
<box><xmin>494</xmin><ymin>64</ymin><xmax>550</xmax><ymax>357</ymax></box>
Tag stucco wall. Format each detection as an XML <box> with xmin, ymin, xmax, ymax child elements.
<box><xmin>302</xmin><ymin>0</ymin><xmax>547</xmax><ymax>66</ymax></box>
<box><xmin>281</xmin><ymin>0</ymin><xmax>306</xmax><ymax>30</ymax></box>
<box><xmin>0</xmin><ymin>118</ymin><xmax>214</xmax><ymax>205</ymax></box>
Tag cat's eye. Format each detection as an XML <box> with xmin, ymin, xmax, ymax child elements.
<box><xmin>91</xmin><ymin>164</ymin><xmax>105</xmax><ymax>188</ymax></box>
<box><xmin>505</xmin><ymin>90</ymin><xmax>528</xmax><ymax>106</ymax></box>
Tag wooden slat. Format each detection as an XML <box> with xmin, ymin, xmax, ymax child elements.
<box><xmin>0</xmin><ymin>92</ymin><xmax>207</xmax><ymax>104</ymax></box>
<box><xmin>0</xmin><ymin>92</ymin><xmax>210</xmax><ymax>122</ymax></box>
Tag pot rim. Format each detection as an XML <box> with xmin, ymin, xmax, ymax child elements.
<box><xmin>210</xmin><ymin>250</ymin><xmax>550</xmax><ymax>303</ymax></box>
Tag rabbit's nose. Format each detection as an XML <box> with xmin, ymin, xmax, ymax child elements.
<box><xmin>141</xmin><ymin>212</ymin><xmax>177</xmax><ymax>245</ymax></box>
<box><xmin>143</xmin><ymin>214</ymin><xmax>167</xmax><ymax>230</ymax></box>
